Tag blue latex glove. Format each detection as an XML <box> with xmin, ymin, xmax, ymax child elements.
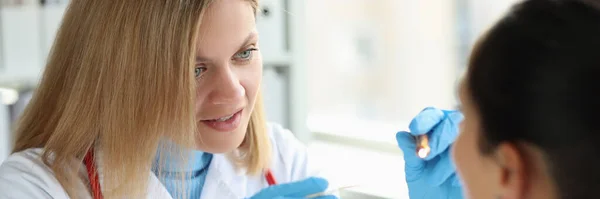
<box><xmin>396</xmin><ymin>107</ymin><xmax>464</xmax><ymax>199</ymax></box>
<box><xmin>249</xmin><ymin>177</ymin><xmax>338</xmax><ymax>199</ymax></box>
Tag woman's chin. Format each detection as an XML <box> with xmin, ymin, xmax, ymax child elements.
<box><xmin>194</xmin><ymin>131</ymin><xmax>246</xmax><ymax>154</ymax></box>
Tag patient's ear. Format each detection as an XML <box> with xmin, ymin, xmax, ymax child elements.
<box><xmin>494</xmin><ymin>142</ymin><xmax>527</xmax><ymax>199</ymax></box>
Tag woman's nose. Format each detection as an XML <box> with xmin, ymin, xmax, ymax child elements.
<box><xmin>209</xmin><ymin>68</ymin><xmax>245</xmax><ymax>105</ymax></box>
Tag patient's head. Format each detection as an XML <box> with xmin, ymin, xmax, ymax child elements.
<box><xmin>453</xmin><ymin>0</ymin><xmax>600</xmax><ymax>198</ymax></box>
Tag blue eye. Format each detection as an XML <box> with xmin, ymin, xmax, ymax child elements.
<box><xmin>234</xmin><ymin>48</ymin><xmax>257</xmax><ymax>60</ymax></box>
<box><xmin>195</xmin><ymin>67</ymin><xmax>206</xmax><ymax>78</ymax></box>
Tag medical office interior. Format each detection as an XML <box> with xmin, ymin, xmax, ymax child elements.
<box><xmin>0</xmin><ymin>0</ymin><xmax>520</xmax><ymax>198</ymax></box>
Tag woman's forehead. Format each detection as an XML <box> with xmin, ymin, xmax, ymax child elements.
<box><xmin>195</xmin><ymin>0</ymin><xmax>257</xmax><ymax>58</ymax></box>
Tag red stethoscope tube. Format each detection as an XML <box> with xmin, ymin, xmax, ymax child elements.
<box><xmin>264</xmin><ymin>169</ymin><xmax>277</xmax><ymax>186</ymax></box>
<box><xmin>84</xmin><ymin>150</ymin><xmax>103</xmax><ymax>199</ymax></box>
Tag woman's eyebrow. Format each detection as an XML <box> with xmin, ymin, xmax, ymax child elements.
<box><xmin>237</xmin><ymin>31</ymin><xmax>258</xmax><ymax>50</ymax></box>
<box><xmin>195</xmin><ymin>32</ymin><xmax>259</xmax><ymax>63</ymax></box>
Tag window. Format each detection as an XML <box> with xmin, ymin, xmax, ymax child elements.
<box><xmin>301</xmin><ymin>0</ymin><xmax>523</xmax><ymax>198</ymax></box>
<box><xmin>304</xmin><ymin>0</ymin><xmax>464</xmax><ymax>144</ymax></box>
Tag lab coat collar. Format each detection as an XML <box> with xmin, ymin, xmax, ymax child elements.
<box><xmin>200</xmin><ymin>153</ymin><xmax>247</xmax><ymax>199</ymax></box>
<box><xmin>93</xmin><ymin>149</ymin><xmax>173</xmax><ymax>199</ymax></box>
<box><xmin>93</xmin><ymin>150</ymin><xmax>247</xmax><ymax>199</ymax></box>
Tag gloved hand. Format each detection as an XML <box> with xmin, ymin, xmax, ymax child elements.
<box><xmin>249</xmin><ymin>177</ymin><xmax>338</xmax><ymax>199</ymax></box>
<box><xmin>396</xmin><ymin>107</ymin><xmax>464</xmax><ymax>199</ymax></box>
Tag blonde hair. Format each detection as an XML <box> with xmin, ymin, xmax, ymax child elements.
<box><xmin>11</xmin><ymin>0</ymin><xmax>269</xmax><ymax>198</ymax></box>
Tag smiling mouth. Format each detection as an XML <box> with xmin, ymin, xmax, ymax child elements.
<box><xmin>211</xmin><ymin>113</ymin><xmax>235</xmax><ymax>122</ymax></box>
<box><xmin>201</xmin><ymin>108</ymin><xmax>244</xmax><ymax>122</ymax></box>
<box><xmin>200</xmin><ymin>109</ymin><xmax>244</xmax><ymax>132</ymax></box>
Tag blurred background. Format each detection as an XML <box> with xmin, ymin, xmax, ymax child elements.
<box><xmin>0</xmin><ymin>0</ymin><xmax>520</xmax><ymax>198</ymax></box>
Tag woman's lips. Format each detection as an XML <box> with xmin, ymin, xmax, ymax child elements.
<box><xmin>201</xmin><ymin>109</ymin><xmax>243</xmax><ymax>132</ymax></box>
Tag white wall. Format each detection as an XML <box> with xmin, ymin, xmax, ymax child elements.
<box><xmin>466</xmin><ymin>0</ymin><xmax>522</xmax><ymax>45</ymax></box>
<box><xmin>0</xmin><ymin>3</ymin><xmax>68</xmax><ymax>83</ymax></box>
<box><xmin>0</xmin><ymin>93</ymin><xmax>10</xmax><ymax>163</ymax></box>
<box><xmin>389</xmin><ymin>0</ymin><xmax>460</xmax><ymax>120</ymax></box>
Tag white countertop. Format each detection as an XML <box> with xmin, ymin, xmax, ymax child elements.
<box><xmin>307</xmin><ymin>141</ymin><xmax>409</xmax><ymax>199</ymax></box>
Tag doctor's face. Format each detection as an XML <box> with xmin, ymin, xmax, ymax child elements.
<box><xmin>192</xmin><ymin>0</ymin><xmax>262</xmax><ymax>153</ymax></box>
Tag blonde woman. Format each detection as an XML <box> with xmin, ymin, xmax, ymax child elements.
<box><xmin>0</xmin><ymin>0</ymin><xmax>336</xmax><ymax>198</ymax></box>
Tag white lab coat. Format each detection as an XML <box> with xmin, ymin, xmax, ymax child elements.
<box><xmin>0</xmin><ymin>123</ymin><xmax>332</xmax><ymax>199</ymax></box>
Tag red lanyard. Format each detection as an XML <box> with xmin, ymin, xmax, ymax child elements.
<box><xmin>83</xmin><ymin>150</ymin><xmax>278</xmax><ymax>199</ymax></box>
<box><xmin>84</xmin><ymin>150</ymin><xmax>103</xmax><ymax>199</ymax></box>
